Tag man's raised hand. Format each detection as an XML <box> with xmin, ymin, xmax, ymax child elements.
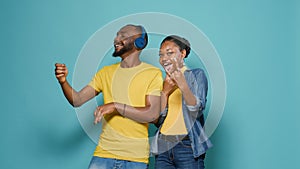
<box><xmin>55</xmin><ymin>63</ymin><xmax>68</xmax><ymax>84</ymax></box>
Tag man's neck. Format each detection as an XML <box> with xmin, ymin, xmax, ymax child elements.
<box><xmin>120</xmin><ymin>52</ymin><xmax>142</xmax><ymax>68</ymax></box>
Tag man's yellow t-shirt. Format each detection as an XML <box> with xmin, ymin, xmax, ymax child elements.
<box><xmin>88</xmin><ymin>62</ymin><xmax>162</xmax><ymax>164</ymax></box>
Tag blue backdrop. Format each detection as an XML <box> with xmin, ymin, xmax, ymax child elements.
<box><xmin>1</xmin><ymin>0</ymin><xmax>299</xmax><ymax>169</ymax></box>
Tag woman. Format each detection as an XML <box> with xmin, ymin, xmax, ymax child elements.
<box><xmin>153</xmin><ymin>35</ymin><xmax>212</xmax><ymax>169</ymax></box>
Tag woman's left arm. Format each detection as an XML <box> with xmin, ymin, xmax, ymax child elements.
<box><xmin>171</xmin><ymin>69</ymin><xmax>208</xmax><ymax>112</ymax></box>
<box><xmin>171</xmin><ymin>70</ymin><xmax>197</xmax><ymax>106</ymax></box>
<box><xmin>189</xmin><ymin>69</ymin><xmax>208</xmax><ymax>111</ymax></box>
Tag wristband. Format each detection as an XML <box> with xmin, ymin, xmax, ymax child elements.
<box><xmin>123</xmin><ymin>104</ymin><xmax>126</xmax><ymax>116</ymax></box>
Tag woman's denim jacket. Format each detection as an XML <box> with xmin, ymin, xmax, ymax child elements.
<box><xmin>151</xmin><ymin>68</ymin><xmax>213</xmax><ymax>158</ymax></box>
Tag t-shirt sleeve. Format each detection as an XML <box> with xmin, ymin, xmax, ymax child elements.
<box><xmin>88</xmin><ymin>69</ymin><xmax>103</xmax><ymax>93</ymax></box>
<box><xmin>146</xmin><ymin>70</ymin><xmax>163</xmax><ymax>96</ymax></box>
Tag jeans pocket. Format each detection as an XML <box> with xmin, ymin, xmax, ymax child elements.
<box><xmin>179</xmin><ymin>139</ymin><xmax>192</xmax><ymax>148</ymax></box>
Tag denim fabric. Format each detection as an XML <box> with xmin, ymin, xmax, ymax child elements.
<box><xmin>151</xmin><ymin>69</ymin><xmax>213</xmax><ymax>158</ymax></box>
<box><xmin>182</xmin><ymin>69</ymin><xmax>213</xmax><ymax>157</ymax></box>
<box><xmin>155</xmin><ymin>139</ymin><xmax>205</xmax><ymax>169</ymax></box>
<box><xmin>88</xmin><ymin>156</ymin><xmax>147</xmax><ymax>169</ymax></box>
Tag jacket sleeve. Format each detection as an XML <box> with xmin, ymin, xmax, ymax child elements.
<box><xmin>184</xmin><ymin>69</ymin><xmax>208</xmax><ymax>113</ymax></box>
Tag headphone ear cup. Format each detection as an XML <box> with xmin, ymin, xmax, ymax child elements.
<box><xmin>134</xmin><ymin>37</ymin><xmax>146</xmax><ymax>49</ymax></box>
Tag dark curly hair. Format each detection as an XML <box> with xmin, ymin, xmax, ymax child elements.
<box><xmin>160</xmin><ymin>35</ymin><xmax>191</xmax><ymax>58</ymax></box>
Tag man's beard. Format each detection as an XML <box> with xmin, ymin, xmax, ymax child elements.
<box><xmin>112</xmin><ymin>43</ymin><xmax>134</xmax><ymax>57</ymax></box>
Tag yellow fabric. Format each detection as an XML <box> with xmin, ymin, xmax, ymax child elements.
<box><xmin>88</xmin><ymin>62</ymin><xmax>162</xmax><ymax>164</ymax></box>
<box><xmin>160</xmin><ymin>66</ymin><xmax>188</xmax><ymax>135</ymax></box>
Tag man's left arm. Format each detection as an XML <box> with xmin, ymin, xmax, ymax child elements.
<box><xmin>94</xmin><ymin>70</ymin><xmax>163</xmax><ymax>124</ymax></box>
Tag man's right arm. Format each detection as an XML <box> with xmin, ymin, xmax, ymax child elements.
<box><xmin>55</xmin><ymin>63</ymin><xmax>99</xmax><ymax>107</ymax></box>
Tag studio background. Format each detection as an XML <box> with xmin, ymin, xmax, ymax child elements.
<box><xmin>0</xmin><ymin>0</ymin><xmax>299</xmax><ymax>169</ymax></box>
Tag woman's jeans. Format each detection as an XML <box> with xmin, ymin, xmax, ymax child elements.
<box><xmin>155</xmin><ymin>138</ymin><xmax>205</xmax><ymax>169</ymax></box>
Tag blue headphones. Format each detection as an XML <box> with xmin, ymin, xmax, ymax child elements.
<box><xmin>134</xmin><ymin>26</ymin><xmax>147</xmax><ymax>49</ymax></box>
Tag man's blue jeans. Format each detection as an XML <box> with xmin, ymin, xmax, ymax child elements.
<box><xmin>155</xmin><ymin>139</ymin><xmax>205</xmax><ymax>169</ymax></box>
<box><xmin>88</xmin><ymin>156</ymin><xmax>147</xmax><ymax>169</ymax></box>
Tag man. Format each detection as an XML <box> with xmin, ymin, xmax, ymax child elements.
<box><xmin>55</xmin><ymin>24</ymin><xmax>162</xmax><ymax>169</ymax></box>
